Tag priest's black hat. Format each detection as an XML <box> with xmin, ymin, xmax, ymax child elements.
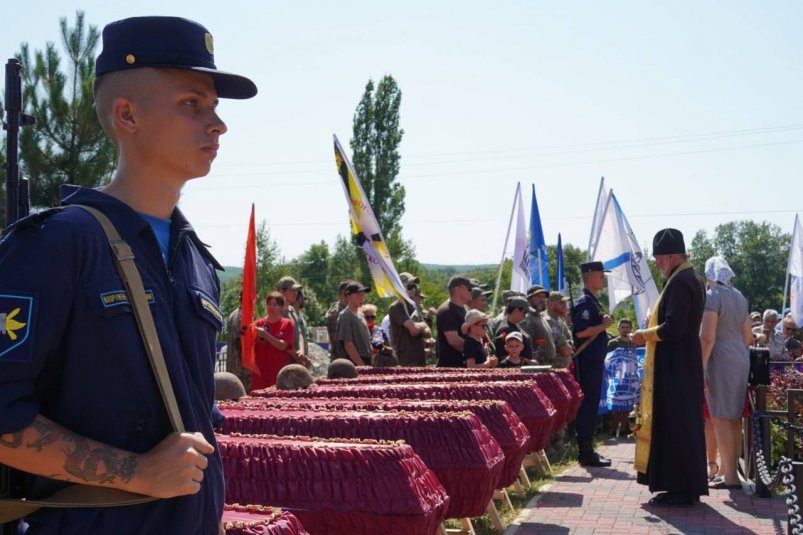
<box><xmin>652</xmin><ymin>228</ymin><xmax>686</xmax><ymax>255</ymax></box>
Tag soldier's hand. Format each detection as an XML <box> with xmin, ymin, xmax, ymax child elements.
<box><xmin>133</xmin><ymin>432</ymin><xmax>214</xmax><ymax>498</ymax></box>
<box><xmin>602</xmin><ymin>315</ymin><xmax>613</xmax><ymax>328</ymax></box>
<box><xmin>486</xmin><ymin>355</ymin><xmax>499</xmax><ymax>368</ymax></box>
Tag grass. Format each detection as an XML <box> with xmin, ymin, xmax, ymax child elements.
<box><xmin>443</xmin><ymin>440</ymin><xmax>580</xmax><ymax>534</ymax></box>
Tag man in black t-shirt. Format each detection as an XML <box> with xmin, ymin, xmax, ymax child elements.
<box><xmin>436</xmin><ymin>276</ymin><xmax>474</xmax><ymax>367</ymax></box>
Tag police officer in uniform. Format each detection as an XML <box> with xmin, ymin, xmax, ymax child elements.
<box><xmin>0</xmin><ymin>17</ymin><xmax>256</xmax><ymax>533</ymax></box>
<box><xmin>571</xmin><ymin>261</ymin><xmax>613</xmax><ymax>467</ymax></box>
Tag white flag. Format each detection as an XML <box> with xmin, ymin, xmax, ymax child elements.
<box><xmin>788</xmin><ymin>215</ymin><xmax>803</xmax><ymax>327</ymax></box>
<box><xmin>511</xmin><ymin>182</ymin><xmax>530</xmax><ymax>293</ymax></box>
<box><xmin>592</xmin><ymin>191</ymin><xmax>659</xmax><ymax>327</ymax></box>
<box><xmin>587</xmin><ymin>177</ymin><xmax>608</xmax><ymax>260</ymax></box>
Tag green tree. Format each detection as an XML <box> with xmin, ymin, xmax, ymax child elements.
<box><xmin>689</xmin><ymin>221</ymin><xmax>790</xmax><ymax>311</ymax></box>
<box><xmin>350</xmin><ymin>75</ymin><xmax>409</xmax><ymax>284</ymax></box>
<box><xmin>296</xmin><ymin>241</ymin><xmax>332</xmax><ymax>306</ymax></box>
<box><xmin>18</xmin><ymin>11</ymin><xmax>116</xmax><ymax>208</ymax></box>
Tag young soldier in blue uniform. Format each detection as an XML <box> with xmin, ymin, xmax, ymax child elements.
<box><xmin>571</xmin><ymin>261</ymin><xmax>613</xmax><ymax>467</ymax></box>
<box><xmin>0</xmin><ymin>17</ymin><xmax>256</xmax><ymax>533</ymax></box>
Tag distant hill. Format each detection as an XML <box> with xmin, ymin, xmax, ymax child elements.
<box><xmin>219</xmin><ymin>266</ymin><xmax>243</xmax><ymax>284</ymax></box>
<box><xmin>420</xmin><ymin>263</ymin><xmax>497</xmax><ymax>273</ymax></box>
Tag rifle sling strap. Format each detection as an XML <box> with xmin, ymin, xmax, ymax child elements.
<box><xmin>0</xmin><ymin>205</ymin><xmax>185</xmax><ymax>522</ymax></box>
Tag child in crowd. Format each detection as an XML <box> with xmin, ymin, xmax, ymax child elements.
<box><xmin>498</xmin><ymin>331</ymin><xmax>532</xmax><ymax>368</ymax></box>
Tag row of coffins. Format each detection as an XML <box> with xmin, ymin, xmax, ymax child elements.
<box><xmin>219</xmin><ymin>406</ymin><xmax>503</xmax><ymax>518</ymax></box>
<box><xmin>225</xmin><ymin>397</ymin><xmax>529</xmax><ymax>489</ymax></box>
<box><xmin>259</xmin><ymin>380</ymin><xmax>558</xmax><ymax>452</ymax></box>
<box><xmin>219</xmin><ymin>369</ymin><xmax>583</xmax><ymax>535</ymax></box>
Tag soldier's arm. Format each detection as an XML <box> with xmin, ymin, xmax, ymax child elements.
<box><xmin>0</xmin><ymin>414</ymin><xmax>213</xmax><ymax>498</ymax></box>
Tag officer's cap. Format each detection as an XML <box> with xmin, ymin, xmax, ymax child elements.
<box><xmin>580</xmin><ymin>261</ymin><xmax>608</xmax><ymax>274</ymax></box>
<box><xmin>95</xmin><ymin>16</ymin><xmax>257</xmax><ymax>99</ymax></box>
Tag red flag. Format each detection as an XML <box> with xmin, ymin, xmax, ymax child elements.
<box><xmin>240</xmin><ymin>204</ymin><xmax>260</xmax><ymax>379</ymax></box>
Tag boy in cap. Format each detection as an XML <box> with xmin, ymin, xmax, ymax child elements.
<box><xmin>0</xmin><ymin>16</ymin><xmax>255</xmax><ymax>532</ymax></box>
<box><xmin>497</xmin><ymin>331</ymin><xmax>531</xmax><ymax>368</ymax></box>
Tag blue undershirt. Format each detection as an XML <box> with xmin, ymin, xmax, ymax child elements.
<box><xmin>139</xmin><ymin>212</ymin><xmax>172</xmax><ymax>264</ymax></box>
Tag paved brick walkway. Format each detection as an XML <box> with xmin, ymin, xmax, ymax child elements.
<box><xmin>507</xmin><ymin>438</ymin><xmax>789</xmax><ymax>535</ymax></box>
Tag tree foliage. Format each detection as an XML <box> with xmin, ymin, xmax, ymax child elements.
<box><xmin>689</xmin><ymin>220</ymin><xmax>790</xmax><ymax>312</ymax></box>
<box><xmin>18</xmin><ymin>11</ymin><xmax>116</xmax><ymax>208</ymax></box>
<box><xmin>349</xmin><ymin>75</ymin><xmax>409</xmax><ymax>285</ymax></box>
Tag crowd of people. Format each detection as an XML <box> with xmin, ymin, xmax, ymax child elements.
<box><xmin>220</xmin><ymin>225</ymin><xmax>803</xmax><ymax>512</ymax></box>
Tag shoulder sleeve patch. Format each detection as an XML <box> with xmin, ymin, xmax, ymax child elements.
<box><xmin>0</xmin><ymin>292</ymin><xmax>35</xmax><ymax>362</ymax></box>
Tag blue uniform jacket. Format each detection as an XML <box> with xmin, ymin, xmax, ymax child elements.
<box><xmin>571</xmin><ymin>288</ymin><xmax>608</xmax><ymax>362</ymax></box>
<box><xmin>0</xmin><ymin>186</ymin><xmax>225</xmax><ymax>534</ymax></box>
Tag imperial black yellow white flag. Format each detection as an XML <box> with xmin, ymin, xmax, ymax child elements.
<box><xmin>333</xmin><ymin>134</ymin><xmax>412</xmax><ymax>304</ymax></box>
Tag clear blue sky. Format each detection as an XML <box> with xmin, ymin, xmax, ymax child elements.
<box><xmin>3</xmin><ymin>1</ymin><xmax>802</xmax><ymax>267</ymax></box>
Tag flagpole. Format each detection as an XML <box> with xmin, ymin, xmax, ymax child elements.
<box><xmin>491</xmin><ymin>182</ymin><xmax>520</xmax><ymax>314</ymax></box>
<box><xmin>783</xmin><ymin>215</ymin><xmax>800</xmax><ymax>312</ymax></box>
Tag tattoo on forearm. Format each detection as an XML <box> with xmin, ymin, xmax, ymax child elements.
<box><xmin>62</xmin><ymin>436</ymin><xmax>138</xmax><ymax>484</ymax></box>
<box><xmin>26</xmin><ymin>419</ymin><xmax>61</xmax><ymax>452</ymax></box>
<box><xmin>0</xmin><ymin>431</ymin><xmax>23</xmax><ymax>448</ymax></box>
<box><xmin>3</xmin><ymin>418</ymin><xmax>137</xmax><ymax>485</ymax></box>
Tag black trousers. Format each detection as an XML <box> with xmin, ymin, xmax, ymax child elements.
<box><xmin>575</xmin><ymin>353</ymin><xmax>605</xmax><ymax>442</ymax></box>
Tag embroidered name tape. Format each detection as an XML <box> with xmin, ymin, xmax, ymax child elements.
<box><xmin>100</xmin><ymin>289</ymin><xmax>155</xmax><ymax>308</ymax></box>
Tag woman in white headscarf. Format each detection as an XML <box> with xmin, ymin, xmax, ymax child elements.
<box><xmin>699</xmin><ymin>256</ymin><xmax>753</xmax><ymax>489</ymax></box>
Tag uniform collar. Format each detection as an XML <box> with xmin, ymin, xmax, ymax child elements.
<box><xmin>59</xmin><ymin>185</ymin><xmax>222</xmax><ymax>269</ymax></box>
<box><xmin>582</xmin><ymin>287</ymin><xmax>602</xmax><ymax>305</ymax></box>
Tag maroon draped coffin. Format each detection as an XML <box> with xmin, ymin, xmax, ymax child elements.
<box><xmin>317</xmin><ymin>370</ymin><xmax>573</xmax><ymax>433</ymax></box>
<box><xmin>224</xmin><ymin>397</ymin><xmax>529</xmax><ymax>488</ymax></box>
<box><xmin>222</xmin><ymin>504</ymin><xmax>309</xmax><ymax>535</ymax></box>
<box><xmin>218</xmin><ymin>434</ymin><xmax>449</xmax><ymax>535</ymax></box>
<box><xmin>219</xmin><ymin>407</ymin><xmax>504</xmax><ymax>518</ymax></box>
<box><xmin>253</xmin><ymin>381</ymin><xmax>556</xmax><ymax>452</ymax></box>
<box><xmin>551</xmin><ymin>369</ymin><xmax>584</xmax><ymax>422</ymax></box>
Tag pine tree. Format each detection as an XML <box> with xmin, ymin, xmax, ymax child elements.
<box><xmin>18</xmin><ymin>11</ymin><xmax>116</xmax><ymax>208</ymax></box>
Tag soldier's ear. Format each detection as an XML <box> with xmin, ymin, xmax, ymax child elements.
<box><xmin>112</xmin><ymin>97</ymin><xmax>138</xmax><ymax>134</ymax></box>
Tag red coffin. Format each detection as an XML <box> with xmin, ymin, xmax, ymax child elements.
<box><xmin>222</xmin><ymin>504</ymin><xmax>309</xmax><ymax>535</ymax></box>
<box><xmin>551</xmin><ymin>369</ymin><xmax>584</xmax><ymax>422</ymax></box>
<box><xmin>226</xmin><ymin>397</ymin><xmax>529</xmax><ymax>489</ymax></box>
<box><xmin>220</xmin><ymin>407</ymin><xmax>504</xmax><ymax>519</ymax></box>
<box><xmin>318</xmin><ymin>371</ymin><xmax>573</xmax><ymax>434</ymax></box>
<box><xmin>254</xmin><ymin>381</ymin><xmax>555</xmax><ymax>452</ymax></box>
<box><xmin>218</xmin><ymin>434</ymin><xmax>448</xmax><ymax>535</ymax></box>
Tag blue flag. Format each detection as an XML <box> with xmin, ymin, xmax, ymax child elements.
<box><xmin>556</xmin><ymin>233</ymin><xmax>566</xmax><ymax>293</ymax></box>
<box><xmin>528</xmin><ymin>185</ymin><xmax>549</xmax><ymax>289</ymax></box>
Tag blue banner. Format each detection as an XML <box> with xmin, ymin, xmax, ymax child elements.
<box><xmin>527</xmin><ymin>185</ymin><xmax>550</xmax><ymax>289</ymax></box>
<box><xmin>598</xmin><ymin>346</ymin><xmax>645</xmax><ymax>414</ymax></box>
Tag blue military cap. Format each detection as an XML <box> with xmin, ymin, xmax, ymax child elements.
<box><xmin>95</xmin><ymin>16</ymin><xmax>257</xmax><ymax>99</ymax></box>
<box><xmin>580</xmin><ymin>261</ymin><xmax>609</xmax><ymax>274</ymax></box>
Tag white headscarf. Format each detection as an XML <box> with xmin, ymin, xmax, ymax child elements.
<box><xmin>704</xmin><ymin>255</ymin><xmax>735</xmax><ymax>285</ymax></box>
